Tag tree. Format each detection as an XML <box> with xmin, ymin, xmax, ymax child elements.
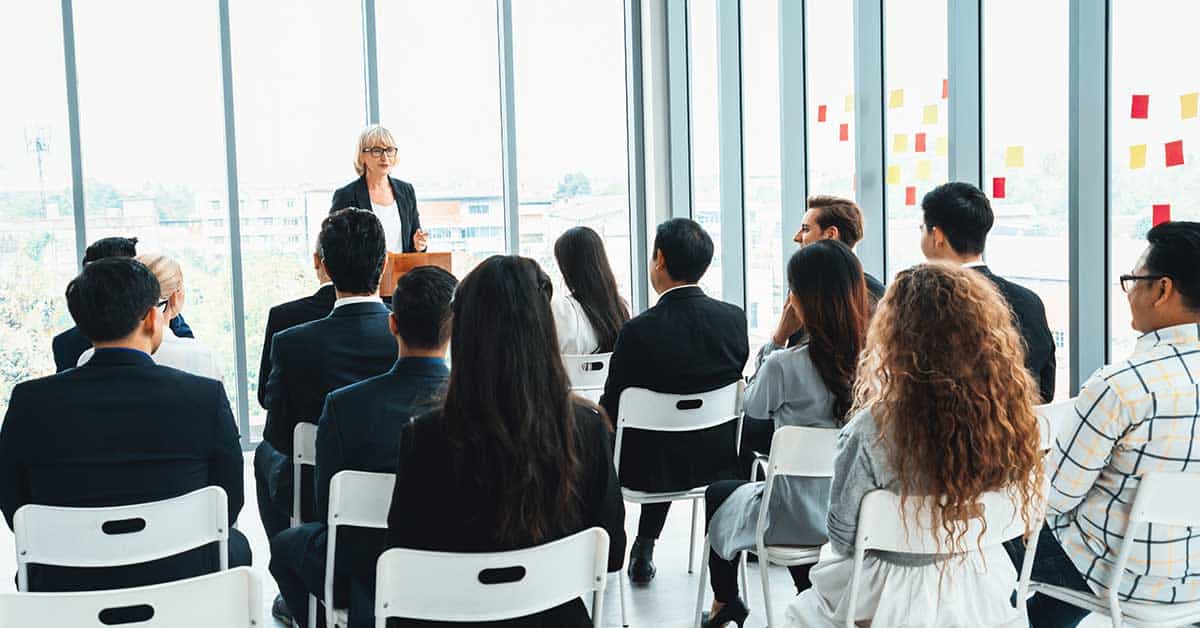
<box><xmin>554</xmin><ymin>171</ymin><xmax>592</xmax><ymax>199</ymax></box>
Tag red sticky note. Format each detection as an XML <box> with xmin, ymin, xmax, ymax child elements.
<box><xmin>817</xmin><ymin>105</ymin><xmax>827</xmax><ymax>122</ymax></box>
<box><xmin>838</xmin><ymin>123</ymin><xmax>848</xmax><ymax>142</ymax></box>
<box><xmin>942</xmin><ymin>78</ymin><xmax>949</xmax><ymax>99</ymax></box>
<box><xmin>905</xmin><ymin>186</ymin><xmax>916</xmax><ymax>206</ymax></box>
<box><xmin>1166</xmin><ymin>140</ymin><xmax>1184</xmax><ymax>167</ymax></box>
<box><xmin>915</xmin><ymin>133</ymin><xmax>927</xmax><ymax>152</ymax></box>
<box><xmin>1131</xmin><ymin>94</ymin><xmax>1149</xmax><ymax>119</ymax></box>
<box><xmin>1153</xmin><ymin>204</ymin><xmax>1171</xmax><ymax>226</ymax></box>
<box><xmin>992</xmin><ymin>177</ymin><xmax>1006</xmax><ymax>199</ymax></box>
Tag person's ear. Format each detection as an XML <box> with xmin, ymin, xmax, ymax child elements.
<box><xmin>141</xmin><ymin>305</ymin><xmax>160</xmax><ymax>336</ymax></box>
<box><xmin>823</xmin><ymin>226</ymin><xmax>840</xmax><ymax>241</ymax></box>
<box><xmin>388</xmin><ymin>314</ymin><xmax>399</xmax><ymax>336</ymax></box>
<box><xmin>1153</xmin><ymin>277</ymin><xmax>1175</xmax><ymax>309</ymax></box>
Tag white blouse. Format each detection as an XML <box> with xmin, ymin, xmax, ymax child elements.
<box><xmin>79</xmin><ymin>332</ymin><xmax>223</xmax><ymax>381</ymax></box>
<box><xmin>372</xmin><ymin>200</ymin><xmax>404</xmax><ymax>252</ymax></box>
<box><xmin>551</xmin><ymin>294</ymin><xmax>601</xmax><ymax>355</ymax></box>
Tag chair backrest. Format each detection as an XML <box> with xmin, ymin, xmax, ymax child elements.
<box><xmin>374</xmin><ymin>527</ymin><xmax>609</xmax><ymax>627</ymax></box>
<box><xmin>563</xmin><ymin>353</ymin><xmax>612</xmax><ymax>397</ymax></box>
<box><xmin>755</xmin><ymin>426</ymin><xmax>841</xmax><ymax>545</ymax></box>
<box><xmin>293</xmin><ymin>422</ymin><xmax>319</xmax><ymax>526</ymax></box>
<box><xmin>14</xmin><ymin>486</ymin><xmax>229</xmax><ymax>592</ymax></box>
<box><xmin>613</xmin><ymin>381</ymin><xmax>744</xmax><ymax>476</ymax></box>
<box><xmin>325</xmin><ymin>470</ymin><xmax>396</xmax><ymax>618</ymax></box>
<box><xmin>1035</xmin><ymin>398</ymin><xmax>1076</xmax><ymax>452</ymax></box>
<box><xmin>0</xmin><ymin>567</ymin><xmax>261</xmax><ymax>627</ymax></box>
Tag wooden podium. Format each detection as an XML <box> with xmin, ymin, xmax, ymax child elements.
<box><xmin>378</xmin><ymin>252</ymin><xmax>453</xmax><ymax>297</ymax></box>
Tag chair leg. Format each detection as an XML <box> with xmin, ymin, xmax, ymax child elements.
<box><xmin>618</xmin><ymin>572</ymin><xmax>629</xmax><ymax>627</ymax></box>
<box><xmin>739</xmin><ymin>554</ymin><xmax>749</xmax><ymax>605</ymax></box>
<box><xmin>761</xmin><ymin>557</ymin><xmax>774</xmax><ymax>628</ymax></box>
<box><xmin>308</xmin><ymin>595</ymin><xmax>318</xmax><ymax>628</ymax></box>
<box><xmin>694</xmin><ymin>536</ymin><xmax>712</xmax><ymax>628</ymax></box>
<box><xmin>688</xmin><ymin>498</ymin><xmax>700</xmax><ymax>574</ymax></box>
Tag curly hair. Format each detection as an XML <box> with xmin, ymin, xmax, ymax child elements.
<box><xmin>854</xmin><ymin>262</ymin><xmax>1044</xmax><ymax>553</ymax></box>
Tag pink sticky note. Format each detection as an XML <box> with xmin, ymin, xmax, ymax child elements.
<box><xmin>905</xmin><ymin>187</ymin><xmax>917</xmax><ymax>206</ymax></box>
<box><xmin>1153</xmin><ymin>204</ymin><xmax>1171</xmax><ymax>226</ymax></box>
<box><xmin>839</xmin><ymin>123</ymin><xmax>848</xmax><ymax>142</ymax></box>
<box><xmin>1166</xmin><ymin>140</ymin><xmax>1185</xmax><ymax>167</ymax></box>
<box><xmin>915</xmin><ymin>133</ymin><xmax>927</xmax><ymax>152</ymax></box>
<box><xmin>992</xmin><ymin>177</ymin><xmax>1006</xmax><ymax>199</ymax></box>
<box><xmin>942</xmin><ymin>78</ymin><xmax>949</xmax><ymax>99</ymax></box>
<box><xmin>1131</xmin><ymin>94</ymin><xmax>1150</xmax><ymax>119</ymax></box>
<box><xmin>817</xmin><ymin>105</ymin><xmax>827</xmax><ymax>122</ymax></box>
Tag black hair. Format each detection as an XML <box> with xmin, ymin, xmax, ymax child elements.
<box><xmin>1145</xmin><ymin>221</ymin><xmax>1200</xmax><ymax>311</ymax></box>
<box><xmin>921</xmin><ymin>182</ymin><xmax>994</xmax><ymax>256</ymax></box>
<box><xmin>653</xmin><ymin>218</ymin><xmax>714</xmax><ymax>283</ymax></box>
<box><xmin>319</xmin><ymin>208</ymin><xmax>386</xmax><ymax>293</ymax></box>
<box><xmin>553</xmin><ymin>227</ymin><xmax>631</xmax><ymax>353</ymax></box>
<box><xmin>391</xmin><ymin>266</ymin><xmax>458</xmax><ymax>349</ymax></box>
<box><xmin>65</xmin><ymin>257</ymin><xmax>161</xmax><ymax>343</ymax></box>
<box><xmin>82</xmin><ymin>236</ymin><xmax>139</xmax><ymax>265</ymax></box>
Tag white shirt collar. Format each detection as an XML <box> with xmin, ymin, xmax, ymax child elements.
<box><xmin>319</xmin><ymin>281</ymin><xmax>333</xmax><ymax>289</ymax></box>
<box><xmin>657</xmin><ymin>283</ymin><xmax>701</xmax><ymax>303</ymax></box>
<box><xmin>962</xmin><ymin>260</ymin><xmax>988</xmax><ymax>269</ymax></box>
<box><xmin>333</xmin><ymin>295</ymin><xmax>383</xmax><ymax>309</ymax></box>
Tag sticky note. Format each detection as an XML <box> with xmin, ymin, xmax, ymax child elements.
<box><xmin>889</xmin><ymin>89</ymin><xmax>904</xmax><ymax>109</ymax></box>
<box><xmin>838</xmin><ymin>123</ymin><xmax>849</xmax><ymax>142</ymax></box>
<box><xmin>1166</xmin><ymin>140</ymin><xmax>1184</xmax><ymax>167</ymax></box>
<box><xmin>887</xmin><ymin>164</ymin><xmax>901</xmax><ymax>185</ymax></box>
<box><xmin>893</xmin><ymin>133</ymin><xmax>908</xmax><ymax>153</ymax></box>
<box><xmin>1005</xmin><ymin>146</ymin><xmax>1025</xmax><ymax>168</ymax></box>
<box><xmin>817</xmin><ymin>105</ymin><xmax>827</xmax><ymax>122</ymax></box>
<box><xmin>1183</xmin><ymin>93</ymin><xmax>1199</xmax><ymax>119</ymax></box>
<box><xmin>905</xmin><ymin>186</ymin><xmax>917</xmax><ymax>206</ymax></box>
<box><xmin>1153</xmin><ymin>204</ymin><xmax>1171</xmax><ymax>226</ymax></box>
<box><xmin>936</xmin><ymin>136</ymin><xmax>949</xmax><ymax>156</ymax></box>
<box><xmin>942</xmin><ymin>78</ymin><xmax>949</xmax><ymax>99</ymax></box>
<box><xmin>1131</xmin><ymin>94</ymin><xmax>1149</xmax><ymax>119</ymax></box>
<box><xmin>916</xmin><ymin>159</ymin><xmax>932</xmax><ymax>181</ymax></box>
<box><xmin>844</xmin><ymin>94</ymin><xmax>854</xmax><ymax>112</ymax></box>
<box><xmin>915</xmin><ymin>133</ymin><xmax>927</xmax><ymax>152</ymax></box>
<box><xmin>923</xmin><ymin>105</ymin><xmax>939</xmax><ymax>125</ymax></box>
<box><xmin>992</xmin><ymin>177</ymin><xmax>1006</xmax><ymax>199</ymax></box>
<box><xmin>1129</xmin><ymin>144</ymin><xmax>1147</xmax><ymax>170</ymax></box>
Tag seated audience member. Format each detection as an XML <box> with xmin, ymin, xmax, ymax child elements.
<box><xmin>270</xmin><ymin>266</ymin><xmax>456</xmax><ymax>628</ymax></box>
<box><xmin>920</xmin><ymin>181</ymin><xmax>1056</xmax><ymax>402</ymax></box>
<box><xmin>551</xmin><ymin>226</ymin><xmax>631</xmax><ymax>354</ymax></box>
<box><xmin>255</xmin><ymin>208</ymin><xmax>397</xmax><ymax>624</ymax></box>
<box><xmin>78</xmin><ymin>254</ymin><xmax>220</xmax><ymax>379</ymax></box>
<box><xmin>257</xmin><ymin>245</ymin><xmax>336</xmax><ymax>408</ymax></box>
<box><xmin>600</xmin><ymin>218</ymin><xmax>749</xmax><ymax>584</ymax></box>
<box><xmin>786</xmin><ymin>263</ymin><xmax>1043</xmax><ymax>628</ymax></box>
<box><xmin>793</xmin><ymin>195</ymin><xmax>886</xmax><ymax>301</ymax></box>
<box><xmin>1006</xmin><ymin>221</ymin><xmax>1200</xmax><ymax>628</ymax></box>
<box><xmin>0</xmin><ymin>257</ymin><xmax>249</xmax><ymax>592</ymax></box>
<box><xmin>383</xmin><ymin>255</ymin><xmax>625</xmax><ymax>627</ymax></box>
<box><xmin>700</xmin><ymin>240</ymin><xmax>869</xmax><ymax>627</ymax></box>
<box><xmin>52</xmin><ymin>236</ymin><xmax>193</xmax><ymax>372</ymax></box>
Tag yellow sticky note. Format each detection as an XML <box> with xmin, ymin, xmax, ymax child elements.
<box><xmin>886</xmin><ymin>164</ymin><xmax>901</xmax><ymax>185</ymax></box>
<box><xmin>935</xmin><ymin>136</ymin><xmax>948</xmax><ymax>156</ymax></box>
<box><xmin>916</xmin><ymin>159</ymin><xmax>932</xmax><ymax>181</ymax></box>
<box><xmin>888</xmin><ymin>89</ymin><xmax>904</xmax><ymax>109</ymax></box>
<box><xmin>1182</xmin><ymin>92</ymin><xmax>1199</xmax><ymax>119</ymax></box>
<box><xmin>1129</xmin><ymin>144</ymin><xmax>1147</xmax><ymax>170</ymax></box>
<box><xmin>893</xmin><ymin>133</ymin><xmax>908</xmax><ymax>153</ymax></box>
<box><xmin>1005</xmin><ymin>146</ymin><xmax>1025</xmax><ymax>168</ymax></box>
<box><xmin>844</xmin><ymin>94</ymin><xmax>855</xmax><ymax>113</ymax></box>
<box><xmin>923</xmin><ymin>104</ymin><xmax>939</xmax><ymax>124</ymax></box>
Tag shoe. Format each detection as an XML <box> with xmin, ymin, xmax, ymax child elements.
<box><xmin>627</xmin><ymin>537</ymin><xmax>657</xmax><ymax>584</ymax></box>
<box><xmin>700</xmin><ymin>598</ymin><xmax>749</xmax><ymax>628</ymax></box>
<box><xmin>271</xmin><ymin>594</ymin><xmax>293</xmax><ymax>625</ymax></box>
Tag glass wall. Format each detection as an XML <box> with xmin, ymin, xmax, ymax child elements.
<box><xmin>805</xmin><ymin>0</ymin><xmax>856</xmax><ymax>200</ymax></box>
<box><xmin>688</xmin><ymin>0</ymin><xmax>723</xmax><ymax>298</ymax></box>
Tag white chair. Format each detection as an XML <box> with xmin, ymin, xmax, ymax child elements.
<box><xmin>1034</xmin><ymin>398</ymin><xmax>1077</xmax><ymax>452</ymax></box>
<box><xmin>293</xmin><ymin>422</ymin><xmax>320</xmax><ymax>628</ymax></box>
<box><xmin>13</xmin><ymin>486</ymin><xmax>230</xmax><ymax>592</ymax></box>
<box><xmin>563</xmin><ymin>353</ymin><xmax>612</xmax><ymax>403</ymax></box>
<box><xmin>1030</xmin><ymin>472</ymin><xmax>1200</xmax><ymax>628</ymax></box>
<box><xmin>846</xmin><ymin>488</ymin><xmax>1041</xmax><ymax>628</ymax></box>
<box><xmin>0</xmin><ymin>567</ymin><xmax>262</xmax><ymax>627</ymax></box>
<box><xmin>693</xmin><ymin>426</ymin><xmax>841</xmax><ymax>628</ymax></box>
<box><xmin>374</xmin><ymin>527</ymin><xmax>610</xmax><ymax>627</ymax></box>
<box><xmin>323</xmin><ymin>470</ymin><xmax>396</xmax><ymax>628</ymax></box>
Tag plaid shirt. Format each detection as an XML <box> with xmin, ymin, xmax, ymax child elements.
<box><xmin>1048</xmin><ymin>322</ymin><xmax>1200</xmax><ymax>603</ymax></box>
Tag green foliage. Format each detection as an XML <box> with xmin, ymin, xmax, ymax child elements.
<box><xmin>554</xmin><ymin>171</ymin><xmax>592</xmax><ymax>199</ymax></box>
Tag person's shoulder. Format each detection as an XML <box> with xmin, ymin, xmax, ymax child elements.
<box><xmin>982</xmin><ymin>270</ymin><xmax>1043</xmax><ymax>307</ymax></box>
<box><xmin>328</xmin><ymin>369</ymin><xmax>395</xmax><ymax>404</ymax></box>
<box><xmin>7</xmin><ymin>371</ymin><xmax>67</xmax><ymax>404</ymax></box>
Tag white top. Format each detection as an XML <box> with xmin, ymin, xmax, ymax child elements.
<box><xmin>372</xmin><ymin>201</ymin><xmax>403</xmax><ymax>252</ymax></box>
<box><xmin>551</xmin><ymin>294</ymin><xmax>601</xmax><ymax>355</ymax></box>
<box><xmin>78</xmin><ymin>332</ymin><xmax>222</xmax><ymax>381</ymax></box>
<box><xmin>656</xmin><ymin>283</ymin><xmax>700</xmax><ymax>303</ymax></box>
<box><xmin>334</xmin><ymin>295</ymin><xmax>384</xmax><ymax>309</ymax></box>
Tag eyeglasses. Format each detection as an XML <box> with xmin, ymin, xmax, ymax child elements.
<box><xmin>1119</xmin><ymin>274</ymin><xmax>1166</xmax><ymax>293</ymax></box>
<box><xmin>155</xmin><ymin>299</ymin><xmax>170</xmax><ymax>313</ymax></box>
<box><xmin>362</xmin><ymin>146</ymin><xmax>398</xmax><ymax>158</ymax></box>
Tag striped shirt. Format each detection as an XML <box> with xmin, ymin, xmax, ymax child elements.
<box><xmin>1048</xmin><ymin>322</ymin><xmax>1200</xmax><ymax>603</ymax></box>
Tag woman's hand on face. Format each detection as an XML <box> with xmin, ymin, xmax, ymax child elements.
<box><xmin>772</xmin><ymin>300</ymin><xmax>803</xmax><ymax>347</ymax></box>
<box><xmin>412</xmin><ymin>229</ymin><xmax>429</xmax><ymax>252</ymax></box>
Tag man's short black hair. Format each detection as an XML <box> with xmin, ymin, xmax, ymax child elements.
<box><xmin>65</xmin><ymin>257</ymin><xmax>161</xmax><ymax>343</ymax></box>
<box><xmin>319</xmin><ymin>208</ymin><xmax>387</xmax><ymax>293</ymax></box>
<box><xmin>391</xmin><ymin>266</ymin><xmax>458</xmax><ymax>349</ymax></box>
<box><xmin>653</xmin><ymin>218</ymin><xmax>714</xmax><ymax>283</ymax></box>
<box><xmin>82</xmin><ymin>236</ymin><xmax>139</xmax><ymax>265</ymax></box>
<box><xmin>921</xmin><ymin>182</ymin><xmax>994</xmax><ymax>256</ymax></box>
<box><xmin>1145</xmin><ymin>221</ymin><xmax>1200</xmax><ymax>311</ymax></box>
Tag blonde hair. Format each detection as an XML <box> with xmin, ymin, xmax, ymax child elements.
<box><xmin>135</xmin><ymin>253</ymin><xmax>183</xmax><ymax>297</ymax></box>
<box><xmin>354</xmin><ymin>125</ymin><xmax>398</xmax><ymax>176</ymax></box>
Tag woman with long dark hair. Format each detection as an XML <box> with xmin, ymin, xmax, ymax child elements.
<box><xmin>552</xmin><ymin>226</ymin><xmax>631</xmax><ymax>353</ymax></box>
<box><xmin>701</xmin><ymin>240</ymin><xmax>870</xmax><ymax>627</ymax></box>
<box><xmin>383</xmin><ymin>255</ymin><xmax>625</xmax><ymax>627</ymax></box>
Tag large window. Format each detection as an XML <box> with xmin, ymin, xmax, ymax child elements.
<box><xmin>688</xmin><ymin>0</ymin><xmax>723</xmax><ymax>299</ymax></box>
<box><xmin>805</xmin><ymin>0</ymin><xmax>856</xmax><ymax>200</ymax></box>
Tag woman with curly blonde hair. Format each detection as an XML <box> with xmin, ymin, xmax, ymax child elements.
<box><xmin>785</xmin><ymin>262</ymin><xmax>1044</xmax><ymax>628</ymax></box>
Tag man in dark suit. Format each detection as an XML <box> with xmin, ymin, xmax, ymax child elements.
<box><xmin>1</xmin><ymin>257</ymin><xmax>249</xmax><ymax>592</ymax></box>
<box><xmin>255</xmin><ymin>208</ymin><xmax>398</xmax><ymax>623</ymax></box>
<box><xmin>256</xmin><ymin>248</ymin><xmax>336</xmax><ymax>408</ymax></box>
<box><xmin>793</xmin><ymin>195</ymin><xmax>886</xmax><ymax>301</ymax></box>
<box><xmin>269</xmin><ymin>265</ymin><xmax>456</xmax><ymax>628</ymax></box>
<box><xmin>920</xmin><ymin>181</ymin><xmax>1057</xmax><ymax>402</ymax></box>
<box><xmin>600</xmin><ymin>218</ymin><xmax>749</xmax><ymax>584</ymax></box>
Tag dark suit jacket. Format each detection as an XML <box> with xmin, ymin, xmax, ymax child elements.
<box><xmin>257</xmin><ymin>285</ymin><xmax>337</xmax><ymax>408</ymax></box>
<box><xmin>330</xmin><ymin>176</ymin><xmax>423</xmax><ymax>253</ymax></box>
<box><xmin>973</xmin><ymin>265</ymin><xmax>1057</xmax><ymax>403</ymax></box>
<box><xmin>0</xmin><ymin>349</ymin><xmax>244</xmax><ymax>591</ymax></box>
<box><xmin>52</xmin><ymin>315</ymin><xmax>193</xmax><ymax>373</ymax></box>
<box><xmin>262</xmin><ymin>301</ymin><xmax>398</xmax><ymax>454</ymax></box>
<box><xmin>384</xmin><ymin>403</ymin><xmax>625</xmax><ymax>628</ymax></box>
<box><xmin>864</xmin><ymin>271</ymin><xmax>886</xmax><ymax>302</ymax></box>
<box><xmin>599</xmin><ymin>286</ymin><xmax>749</xmax><ymax>492</ymax></box>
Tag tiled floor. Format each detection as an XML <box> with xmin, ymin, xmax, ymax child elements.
<box><xmin>0</xmin><ymin>452</ymin><xmax>1111</xmax><ymax>627</ymax></box>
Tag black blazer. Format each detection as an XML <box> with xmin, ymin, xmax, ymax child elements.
<box><xmin>599</xmin><ymin>286</ymin><xmax>749</xmax><ymax>492</ymax></box>
<box><xmin>384</xmin><ymin>403</ymin><xmax>625</xmax><ymax>628</ymax></box>
<box><xmin>0</xmin><ymin>349</ymin><xmax>244</xmax><ymax>591</ymax></box>
<box><xmin>256</xmin><ymin>284</ymin><xmax>337</xmax><ymax>408</ymax></box>
<box><xmin>864</xmin><ymin>271</ymin><xmax>886</xmax><ymax>303</ymax></box>
<box><xmin>330</xmin><ymin>176</ymin><xmax>423</xmax><ymax>253</ymax></box>
<box><xmin>263</xmin><ymin>301</ymin><xmax>398</xmax><ymax>453</ymax></box>
<box><xmin>52</xmin><ymin>315</ymin><xmax>194</xmax><ymax>373</ymax></box>
<box><xmin>973</xmin><ymin>265</ymin><xmax>1057</xmax><ymax>403</ymax></box>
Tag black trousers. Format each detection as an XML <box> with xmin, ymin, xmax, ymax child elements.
<box><xmin>1003</xmin><ymin>524</ymin><xmax>1093</xmax><ymax>628</ymax></box>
